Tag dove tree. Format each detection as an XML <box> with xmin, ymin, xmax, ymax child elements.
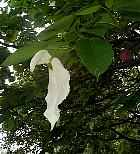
<box><xmin>0</xmin><ymin>0</ymin><xmax>140</xmax><ymax>153</ymax></box>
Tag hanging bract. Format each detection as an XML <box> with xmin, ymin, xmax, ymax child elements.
<box><xmin>30</xmin><ymin>50</ymin><xmax>70</xmax><ymax>130</ymax></box>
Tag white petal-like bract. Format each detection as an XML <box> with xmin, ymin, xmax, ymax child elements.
<box><xmin>30</xmin><ymin>50</ymin><xmax>70</xmax><ymax>130</ymax></box>
<box><xmin>44</xmin><ymin>58</ymin><xmax>70</xmax><ymax>130</ymax></box>
<box><xmin>30</xmin><ymin>50</ymin><xmax>51</xmax><ymax>72</ymax></box>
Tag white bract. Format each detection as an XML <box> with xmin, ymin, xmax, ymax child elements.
<box><xmin>30</xmin><ymin>50</ymin><xmax>70</xmax><ymax>130</ymax></box>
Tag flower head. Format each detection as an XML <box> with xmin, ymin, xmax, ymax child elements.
<box><xmin>30</xmin><ymin>50</ymin><xmax>70</xmax><ymax>130</ymax></box>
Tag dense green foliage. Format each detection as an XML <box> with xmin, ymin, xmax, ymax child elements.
<box><xmin>0</xmin><ymin>0</ymin><xmax>140</xmax><ymax>153</ymax></box>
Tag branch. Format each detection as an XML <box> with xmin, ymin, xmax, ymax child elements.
<box><xmin>0</xmin><ymin>40</ymin><xmax>18</xmax><ymax>48</ymax></box>
<box><xmin>105</xmin><ymin>58</ymin><xmax>140</xmax><ymax>75</ymax></box>
<box><xmin>111</xmin><ymin>37</ymin><xmax>140</xmax><ymax>45</ymax></box>
<box><xmin>114</xmin><ymin>58</ymin><xmax>140</xmax><ymax>70</ymax></box>
<box><xmin>111</xmin><ymin>119</ymin><xmax>140</xmax><ymax>127</ymax></box>
<box><xmin>110</xmin><ymin>127</ymin><xmax>140</xmax><ymax>143</ymax></box>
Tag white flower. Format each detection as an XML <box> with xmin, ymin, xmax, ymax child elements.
<box><xmin>30</xmin><ymin>50</ymin><xmax>70</xmax><ymax>130</ymax></box>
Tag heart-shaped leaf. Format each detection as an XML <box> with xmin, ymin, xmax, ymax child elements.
<box><xmin>76</xmin><ymin>38</ymin><xmax>113</xmax><ymax>77</ymax></box>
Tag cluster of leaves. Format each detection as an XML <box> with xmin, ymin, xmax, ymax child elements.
<box><xmin>0</xmin><ymin>0</ymin><xmax>140</xmax><ymax>153</ymax></box>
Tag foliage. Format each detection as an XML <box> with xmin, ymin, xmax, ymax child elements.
<box><xmin>0</xmin><ymin>0</ymin><xmax>140</xmax><ymax>153</ymax></box>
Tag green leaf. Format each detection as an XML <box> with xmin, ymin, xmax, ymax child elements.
<box><xmin>76</xmin><ymin>38</ymin><xmax>113</xmax><ymax>76</ymax></box>
<box><xmin>121</xmin><ymin>92</ymin><xmax>139</xmax><ymax>109</ymax></box>
<box><xmin>3</xmin><ymin>117</ymin><xmax>16</xmax><ymax>132</ymax></box>
<box><xmin>1</xmin><ymin>38</ymin><xmax>70</xmax><ymax>67</ymax></box>
<box><xmin>120</xmin><ymin>11</ymin><xmax>140</xmax><ymax>21</ymax></box>
<box><xmin>34</xmin><ymin>13</ymin><xmax>45</xmax><ymax>27</ymax></box>
<box><xmin>114</xmin><ymin>0</ymin><xmax>140</xmax><ymax>13</ymax></box>
<box><xmin>0</xmin><ymin>47</ymin><xmax>10</xmax><ymax>64</ymax></box>
<box><xmin>105</xmin><ymin>0</ymin><xmax>115</xmax><ymax>8</ymax></box>
<box><xmin>79</xmin><ymin>13</ymin><xmax>117</xmax><ymax>38</ymax></box>
<box><xmin>46</xmin><ymin>39</ymin><xmax>71</xmax><ymax>61</ymax></box>
<box><xmin>1</xmin><ymin>41</ymin><xmax>47</xmax><ymax>67</ymax></box>
<box><xmin>0</xmin><ymin>115</ymin><xmax>4</xmax><ymax>124</ymax></box>
<box><xmin>10</xmin><ymin>0</ymin><xmax>23</xmax><ymax>8</ymax></box>
<box><xmin>80</xmin><ymin>24</ymin><xmax>113</xmax><ymax>38</ymax></box>
<box><xmin>97</xmin><ymin>13</ymin><xmax>118</xmax><ymax>26</ymax></box>
<box><xmin>115</xmin><ymin>91</ymin><xmax>140</xmax><ymax>116</ymax></box>
<box><xmin>76</xmin><ymin>5</ymin><xmax>100</xmax><ymax>15</ymax></box>
<box><xmin>37</xmin><ymin>15</ymin><xmax>74</xmax><ymax>40</ymax></box>
<box><xmin>115</xmin><ymin>105</ymin><xmax>127</xmax><ymax>117</ymax></box>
